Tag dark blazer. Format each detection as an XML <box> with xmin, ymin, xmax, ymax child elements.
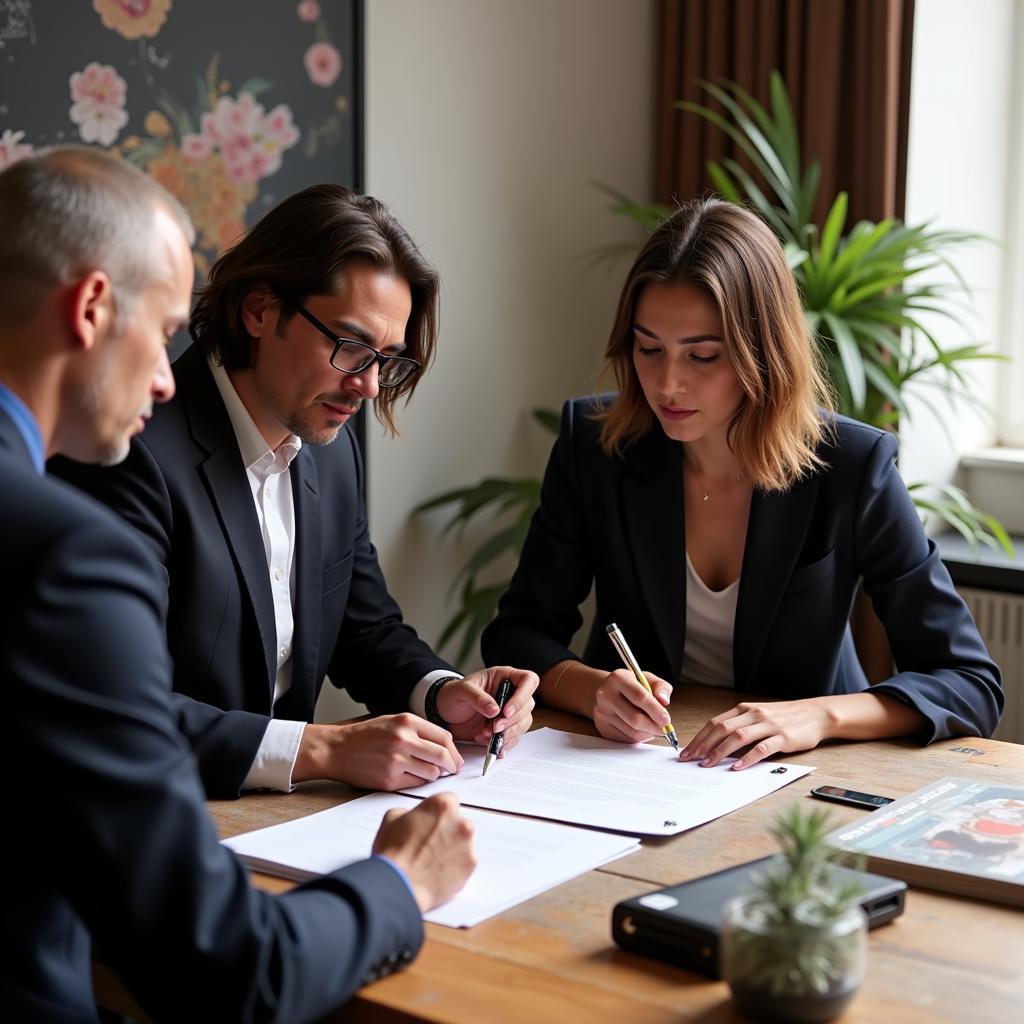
<box><xmin>482</xmin><ymin>397</ymin><xmax>1003</xmax><ymax>741</ymax></box>
<box><xmin>52</xmin><ymin>344</ymin><xmax>453</xmax><ymax>798</ymax></box>
<box><xmin>1</xmin><ymin>409</ymin><xmax>423</xmax><ymax>1024</ymax></box>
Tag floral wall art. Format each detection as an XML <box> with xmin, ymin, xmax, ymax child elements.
<box><xmin>0</xmin><ymin>0</ymin><xmax>362</xmax><ymax>282</ymax></box>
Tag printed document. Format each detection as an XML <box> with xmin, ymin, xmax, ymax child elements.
<box><xmin>403</xmin><ymin>727</ymin><xmax>814</xmax><ymax>836</ymax></box>
<box><xmin>222</xmin><ymin>792</ymin><xmax>640</xmax><ymax>927</ymax></box>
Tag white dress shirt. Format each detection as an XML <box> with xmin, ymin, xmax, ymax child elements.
<box><xmin>209</xmin><ymin>359</ymin><xmax>455</xmax><ymax>791</ymax></box>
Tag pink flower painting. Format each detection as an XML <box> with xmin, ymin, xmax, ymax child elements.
<box><xmin>0</xmin><ymin>130</ymin><xmax>34</xmax><ymax>170</ymax></box>
<box><xmin>69</xmin><ymin>62</ymin><xmax>129</xmax><ymax>146</ymax></box>
<box><xmin>182</xmin><ymin>92</ymin><xmax>300</xmax><ymax>184</ymax></box>
<box><xmin>304</xmin><ymin>41</ymin><xmax>342</xmax><ymax>87</ymax></box>
<box><xmin>296</xmin><ymin>0</ymin><xmax>321</xmax><ymax>23</ymax></box>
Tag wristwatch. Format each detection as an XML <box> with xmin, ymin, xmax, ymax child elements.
<box><xmin>424</xmin><ymin>675</ymin><xmax>460</xmax><ymax>729</ymax></box>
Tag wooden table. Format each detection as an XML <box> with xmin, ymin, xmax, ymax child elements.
<box><xmin>95</xmin><ymin>687</ymin><xmax>1024</xmax><ymax>1022</ymax></box>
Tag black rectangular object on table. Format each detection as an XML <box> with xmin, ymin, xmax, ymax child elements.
<box><xmin>611</xmin><ymin>854</ymin><xmax>906</xmax><ymax>978</ymax></box>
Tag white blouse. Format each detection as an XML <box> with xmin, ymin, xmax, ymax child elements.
<box><xmin>679</xmin><ymin>551</ymin><xmax>738</xmax><ymax>688</ymax></box>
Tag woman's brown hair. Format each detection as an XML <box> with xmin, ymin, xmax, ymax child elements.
<box><xmin>190</xmin><ymin>184</ymin><xmax>439</xmax><ymax>434</ymax></box>
<box><xmin>597</xmin><ymin>196</ymin><xmax>832</xmax><ymax>491</ymax></box>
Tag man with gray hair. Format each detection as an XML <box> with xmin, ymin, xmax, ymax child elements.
<box><xmin>0</xmin><ymin>146</ymin><xmax>475</xmax><ymax>1023</ymax></box>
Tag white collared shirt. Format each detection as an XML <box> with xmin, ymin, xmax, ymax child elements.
<box><xmin>208</xmin><ymin>359</ymin><xmax>454</xmax><ymax>792</ymax></box>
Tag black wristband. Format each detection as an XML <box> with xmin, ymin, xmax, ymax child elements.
<box><xmin>424</xmin><ymin>675</ymin><xmax>460</xmax><ymax>729</ymax></box>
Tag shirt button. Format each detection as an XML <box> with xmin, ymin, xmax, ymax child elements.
<box><xmin>279</xmin><ymin>645</ymin><xmax>289</xmax><ymax>659</ymax></box>
<box><xmin>274</xmin><ymin>568</ymin><xmax>284</xmax><ymax>581</ymax></box>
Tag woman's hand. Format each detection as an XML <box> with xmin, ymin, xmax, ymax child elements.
<box><xmin>679</xmin><ymin>692</ymin><xmax>927</xmax><ymax>769</ymax></box>
<box><xmin>679</xmin><ymin>698</ymin><xmax>834</xmax><ymax>769</ymax></box>
<box><xmin>593</xmin><ymin>669</ymin><xmax>674</xmax><ymax>743</ymax></box>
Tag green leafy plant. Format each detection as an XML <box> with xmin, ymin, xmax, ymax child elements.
<box><xmin>413</xmin><ymin>408</ymin><xmax>558</xmax><ymax>663</ymax></box>
<box><xmin>724</xmin><ymin>805</ymin><xmax>865</xmax><ymax>999</ymax></box>
<box><xmin>595</xmin><ymin>72</ymin><xmax>1011</xmax><ymax>555</ymax></box>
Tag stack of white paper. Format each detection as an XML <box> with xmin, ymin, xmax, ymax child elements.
<box><xmin>223</xmin><ymin>791</ymin><xmax>640</xmax><ymax>928</ymax></box>
<box><xmin>403</xmin><ymin>727</ymin><xmax>815</xmax><ymax>836</ymax></box>
<box><xmin>224</xmin><ymin>727</ymin><xmax>813</xmax><ymax>927</ymax></box>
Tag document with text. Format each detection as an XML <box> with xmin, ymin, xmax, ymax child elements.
<box><xmin>402</xmin><ymin>727</ymin><xmax>815</xmax><ymax>836</ymax></box>
<box><xmin>222</xmin><ymin>792</ymin><xmax>640</xmax><ymax>928</ymax></box>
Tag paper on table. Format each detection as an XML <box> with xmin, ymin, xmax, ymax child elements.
<box><xmin>222</xmin><ymin>792</ymin><xmax>640</xmax><ymax>928</ymax></box>
<box><xmin>402</xmin><ymin>727</ymin><xmax>815</xmax><ymax>836</ymax></box>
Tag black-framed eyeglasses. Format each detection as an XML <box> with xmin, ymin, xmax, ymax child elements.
<box><xmin>293</xmin><ymin>305</ymin><xmax>421</xmax><ymax>388</ymax></box>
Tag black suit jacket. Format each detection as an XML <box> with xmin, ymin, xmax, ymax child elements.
<box><xmin>53</xmin><ymin>345</ymin><xmax>453</xmax><ymax>797</ymax></box>
<box><xmin>1</xmin><ymin>408</ymin><xmax>423</xmax><ymax>1024</ymax></box>
<box><xmin>482</xmin><ymin>397</ymin><xmax>1003</xmax><ymax>741</ymax></box>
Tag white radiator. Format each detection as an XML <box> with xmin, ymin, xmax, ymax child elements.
<box><xmin>959</xmin><ymin>587</ymin><xmax>1024</xmax><ymax>744</ymax></box>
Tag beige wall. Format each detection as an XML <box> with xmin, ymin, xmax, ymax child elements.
<box><xmin>317</xmin><ymin>0</ymin><xmax>654</xmax><ymax>719</ymax></box>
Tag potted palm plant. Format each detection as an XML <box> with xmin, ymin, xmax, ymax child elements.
<box><xmin>720</xmin><ymin>804</ymin><xmax>867</xmax><ymax>1023</ymax></box>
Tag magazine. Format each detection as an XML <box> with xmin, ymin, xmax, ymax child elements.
<box><xmin>826</xmin><ymin>777</ymin><xmax>1024</xmax><ymax>908</ymax></box>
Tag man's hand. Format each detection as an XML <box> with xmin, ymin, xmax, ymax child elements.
<box><xmin>436</xmin><ymin>667</ymin><xmax>538</xmax><ymax>753</ymax></box>
<box><xmin>679</xmin><ymin>698</ymin><xmax>833</xmax><ymax>769</ymax></box>
<box><xmin>372</xmin><ymin>793</ymin><xmax>476</xmax><ymax>912</ymax></box>
<box><xmin>293</xmin><ymin>714</ymin><xmax>464</xmax><ymax>789</ymax></box>
<box><xmin>593</xmin><ymin>668</ymin><xmax>674</xmax><ymax>743</ymax></box>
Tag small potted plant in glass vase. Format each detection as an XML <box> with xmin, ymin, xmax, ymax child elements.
<box><xmin>721</xmin><ymin>804</ymin><xmax>867</xmax><ymax>1023</ymax></box>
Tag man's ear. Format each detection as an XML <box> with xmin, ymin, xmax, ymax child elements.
<box><xmin>240</xmin><ymin>286</ymin><xmax>276</xmax><ymax>338</ymax></box>
<box><xmin>66</xmin><ymin>271</ymin><xmax>115</xmax><ymax>352</ymax></box>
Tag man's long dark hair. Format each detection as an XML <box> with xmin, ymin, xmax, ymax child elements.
<box><xmin>190</xmin><ymin>184</ymin><xmax>439</xmax><ymax>433</ymax></box>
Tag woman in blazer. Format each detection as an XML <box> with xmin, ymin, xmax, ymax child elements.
<box><xmin>482</xmin><ymin>197</ymin><xmax>1002</xmax><ymax>769</ymax></box>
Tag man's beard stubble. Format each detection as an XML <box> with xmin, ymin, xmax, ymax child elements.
<box><xmin>284</xmin><ymin>393</ymin><xmax>362</xmax><ymax>447</ymax></box>
<box><xmin>78</xmin><ymin>339</ymin><xmax>148</xmax><ymax>467</ymax></box>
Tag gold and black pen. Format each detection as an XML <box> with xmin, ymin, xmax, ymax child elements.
<box><xmin>605</xmin><ymin>623</ymin><xmax>679</xmax><ymax>750</ymax></box>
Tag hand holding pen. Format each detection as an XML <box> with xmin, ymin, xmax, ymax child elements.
<box><xmin>601</xmin><ymin>623</ymin><xmax>679</xmax><ymax>749</ymax></box>
<box><xmin>433</xmin><ymin>666</ymin><xmax>538</xmax><ymax>751</ymax></box>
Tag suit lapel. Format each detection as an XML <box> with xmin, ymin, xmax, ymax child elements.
<box><xmin>621</xmin><ymin>431</ymin><xmax>687</xmax><ymax>680</ymax></box>
<box><xmin>733</xmin><ymin>476</ymin><xmax>819</xmax><ymax>689</ymax></box>
<box><xmin>286</xmin><ymin>447</ymin><xmax>322</xmax><ymax>719</ymax></box>
<box><xmin>179</xmin><ymin>348</ymin><xmax>277</xmax><ymax>693</ymax></box>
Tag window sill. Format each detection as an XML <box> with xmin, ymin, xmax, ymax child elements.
<box><xmin>958</xmin><ymin>447</ymin><xmax>1024</xmax><ymax>534</ymax></box>
<box><xmin>938</xmin><ymin>531</ymin><xmax>1024</xmax><ymax>595</ymax></box>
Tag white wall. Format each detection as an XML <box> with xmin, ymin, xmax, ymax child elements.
<box><xmin>316</xmin><ymin>0</ymin><xmax>654</xmax><ymax>720</ymax></box>
<box><xmin>900</xmin><ymin>0</ymin><xmax>1016</xmax><ymax>491</ymax></box>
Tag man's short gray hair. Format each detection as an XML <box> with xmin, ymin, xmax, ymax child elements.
<box><xmin>0</xmin><ymin>145</ymin><xmax>195</xmax><ymax>331</ymax></box>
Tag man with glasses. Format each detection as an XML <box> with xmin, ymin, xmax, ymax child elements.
<box><xmin>56</xmin><ymin>184</ymin><xmax>538</xmax><ymax>799</ymax></box>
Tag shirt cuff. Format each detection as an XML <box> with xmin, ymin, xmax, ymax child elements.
<box><xmin>241</xmin><ymin>719</ymin><xmax>306</xmax><ymax>792</ymax></box>
<box><xmin>409</xmin><ymin>669</ymin><xmax>463</xmax><ymax>718</ymax></box>
<box><xmin>373</xmin><ymin>855</ymin><xmax>417</xmax><ymax>902</ymax></box>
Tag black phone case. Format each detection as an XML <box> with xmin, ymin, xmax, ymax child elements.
<box><xmin>611</xmin><ymin>854</ymin><xmax>906</xmax><ymax>978</ymax></box>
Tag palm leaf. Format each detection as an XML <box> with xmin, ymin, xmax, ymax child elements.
<box><xmin>821</xmin><ymin>311</ymin><xmax>867</xmax><ymax>413</ymax></box>
<box><xmin>532</xmin><ymin>407</ymin><xmax>561</xmax><ymax>434</ymax></box>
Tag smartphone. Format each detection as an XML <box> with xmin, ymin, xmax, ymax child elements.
<box><xmin>810</xmin><ymin>785</ymin><xmax>894</xmax><ymax>810</ymax></box>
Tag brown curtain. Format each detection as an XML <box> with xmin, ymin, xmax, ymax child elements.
<box><xmin>655</xmin><ymin>0</ymin><xmax>915</xmax><ymax>226</ymax></box>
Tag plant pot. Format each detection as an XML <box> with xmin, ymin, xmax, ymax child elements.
<box><xmin>720</xmin><ymin>897</ymin><xmax>867</xmax><ymax>1023</ymax></box>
